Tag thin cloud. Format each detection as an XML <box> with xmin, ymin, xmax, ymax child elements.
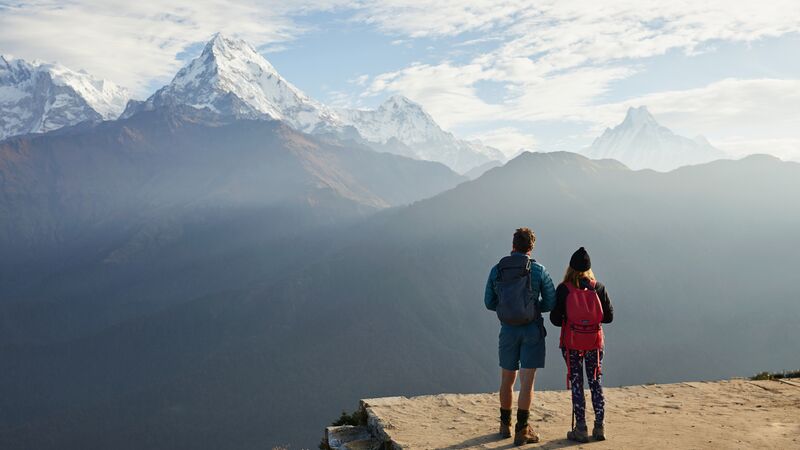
<box><xmin>1</xmin><ymin>0</ymin><xmax>798</xmax><ymax>161</ymax></box>
<box><xmin>356</xmin><ymin>1</ymin><xmax>800</xmax><ymax>157</ymax></box>
<box><xmin>0</xmin><ymin>0</ymin><xmax>348</xmax><ymax>96</ymax></box>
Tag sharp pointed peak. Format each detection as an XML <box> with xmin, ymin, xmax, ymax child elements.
<box><xmin>384</xmin><ymin>94</ymin><xmax>416</xmax><ymax>104</ymax></box>
<box><xmin>624</xmin><ymin>105</ymin><xmax>653</xmax><ymax>117</ymax></box>
<box><xmin>380</xmin><ymin>95</ymin><xmax>425</xmax><ymax>111</ymax></box>
<box><xmin>193</xmin><ymin>32</ymin><xmax>278</xmax><ymax>76</ymax></box>
<box><xmin>203</xmin><ymin>33</ymin><xmax>248</xmax><ymax>53</ymax></box>
<box><xmin>621</xmin><ymin>105</ymin><xmax>658</xmax><ymax>127</ymax></box>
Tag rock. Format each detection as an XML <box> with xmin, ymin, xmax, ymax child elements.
<box><xmin>326</xmin><ymin>425</ymin><xmax>380</xmax><ymax>450</ymax></box>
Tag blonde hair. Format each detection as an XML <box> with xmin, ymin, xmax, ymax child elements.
<box><xmin>563</xmin><ymin>266</ymin><xmax>596</xmax><ymax>289</ymax></box>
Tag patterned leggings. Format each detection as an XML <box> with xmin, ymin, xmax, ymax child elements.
<box><xmin>562</xmin><ymin>349</ymin><xmax>605</xmax><ymax>425</ymax></box>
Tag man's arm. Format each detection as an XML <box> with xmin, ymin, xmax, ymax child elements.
<box><xmin>484</xmin><ymin>265</ymin><xmax>499</xmax><ymax>311</ymax></box>
<box><xmin>538</xmin><ymin>267</ymin><xmax>557</xmax><ymax>313</ymax></box>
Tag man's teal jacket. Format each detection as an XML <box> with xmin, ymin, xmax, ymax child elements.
<box><xmin>484</xmin><ymin>252</ymin><xmax>557</xmax><ymax>318</ymax></box>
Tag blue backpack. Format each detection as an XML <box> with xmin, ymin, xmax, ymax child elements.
<box><xmin>495</xmin><ymin>254</ymin><xmax>539</xmax><ymax>325</ymax></box>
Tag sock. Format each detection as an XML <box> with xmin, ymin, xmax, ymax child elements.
<box><xmin>515</xmin><ymin>409</ymin><xmax>529</xmax><ymax>431</ymax></box>
<box><xmin>500</xmin><ymin>408</ymin><xmax>512</xmax><ymax>425</ymax></box>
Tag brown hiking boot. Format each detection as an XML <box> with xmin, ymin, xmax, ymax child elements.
<box><xmin>499</xmin><ymin>422</ymin><xmax>512</xmax><ymax>438</ymax></box>
<box><xmin>592</xmin><ymin>423</ymin><xmax>606</xmax><ymax>441</ymax></box>
<box><xmin>567</xmin><ymin>424</ymin><xmax>589</xmax><ymax>443</ymax></box>
<box><xmin>514</xmin><ymin>424</ymin><xmax>540</xmax><ymax>446</ymax></box>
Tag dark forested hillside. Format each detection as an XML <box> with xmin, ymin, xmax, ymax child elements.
<box><xmin>2</xmin><ymin>151</ymin><xmax>798</xmax><ymax>449</ymax></box>
<box><xmin>0</xmin><ymin>106</ymin><xmax>465</xmax><ymax>343</ymax></box>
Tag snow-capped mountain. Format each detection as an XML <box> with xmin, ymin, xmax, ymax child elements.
<box><xmin>0</xmin><ymin>56</ymin><xmax>129</xmax><ymax>141</ymax></box>
<box><xmin>339</xmin><ymin>95</ymin><xmax>505</xmax><ymax>173</ymax></box>
<box><xmin>584</xmin><ymin>106</ymin><xmax>726</xmax><ymax>171</ymax></box>
<box><xmin>122</xmin><ymin>33</ymin><xmax>341</xmax><ymax>134</ymax></box>
<box><xmin>120</xmin><ymin>33</ymin><xmax>501</xmax><ymax>173</ymax></box>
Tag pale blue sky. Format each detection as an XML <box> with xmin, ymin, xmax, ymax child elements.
<box><xmin>2</xmin><ymin>1</ymin><xmax>799</xmax><ymax>159</ymax></box>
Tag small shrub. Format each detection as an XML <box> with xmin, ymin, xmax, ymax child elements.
<box><xmin>331</xmin><ymin>409</ymin><xmax>367</xmax><ymax>427</ymax></box>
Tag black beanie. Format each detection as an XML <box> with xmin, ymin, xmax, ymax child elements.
<box><xmin>570</xmin><ymin>247</ymin><xmax>591</xmax><ymax>271</ymax></box>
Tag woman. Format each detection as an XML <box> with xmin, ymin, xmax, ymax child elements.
<box><xmin>550</xmin><ymin>247</ymin><xmax>614</xmax><ymax>443</ymax></box>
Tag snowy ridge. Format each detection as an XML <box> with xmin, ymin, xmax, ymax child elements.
<box><xmin>584</xmin><ymin>106</ymin><xmax>726</xmax><ymax>171</ymax></box>
<box><xmin>339</xmin><ymin>95</ymin><xmax>505</xmax><ymax>173</ymax></box>
<box><xmin>0</xmin><ymin>56</ymin><xmax>129</xmax><ymax>140</ymax></box>
<box><xmin>3</xmin><ymin>33</ymin><xmax>504</xmax><ymax>173</ymax></box>
<box><xmin>124</xmin><ymin>34</ymin><xmax>503</xmax><ymax>173</ymax></box>
<box><xmin>338</xmin><ymin>95</ymin><xmax>448</xmax><ymax>145</ymax></box>
<box><xmin>122</xmin><ymin>34</ymin><xmax>341</xmax><ymax>134</ymax></box>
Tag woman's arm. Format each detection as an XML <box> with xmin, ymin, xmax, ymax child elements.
<box><xmin>595</xmin><ymin>282</ymin><xmax>614</xmax><ymax>324</ymax></box>
<box><xmin>549</xmin><ymin>283</ymin><xmax>568</xmax><ymax>326</ymax></box>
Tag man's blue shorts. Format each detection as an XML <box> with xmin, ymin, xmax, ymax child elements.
<box><xmin>498</xmin><ymin>317</ymin><xmax>547</xmax><ymax>371</ymax></box>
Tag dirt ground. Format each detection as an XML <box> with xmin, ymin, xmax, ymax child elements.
<box><xmin>362</xmin><ymin>379</ymin><xmax>800</xmax><ymax>449</ymax></box>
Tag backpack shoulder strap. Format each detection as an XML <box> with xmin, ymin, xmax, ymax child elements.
<box><xmin>525</xmin><ymin>257</ymin><xmax>532</xmax><ymax>289</ymax></box>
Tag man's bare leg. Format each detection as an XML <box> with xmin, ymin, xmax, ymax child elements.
<box><xmin>500</xmin><ymin>369</ymin><xmax>517</xmax><ymax>409</ymax></box>
<box><xmin>513</xmin><ymin>368</ymin><xmax>540</xmax><ymax>444</ymax></box>
<box><xmin>517</xmin><ymin>368</ymin><xmax>537</xmax><ymax>410</ymax></box>
<box><xmin>498</xmin><ymin>369</ymin><xmax>517</xmax><ymax>437</ymax></box>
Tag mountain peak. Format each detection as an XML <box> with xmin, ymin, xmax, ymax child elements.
<box><xmin>622</xmin><ymin>105</ymin><xmax>658</xmax><ymax>128</ymax></box>
<box><xmin>198</xmin><ymin>33</ymin><xmax>278</xmax><ymax>76</ymax></box>
<box><xmin>206</xmin><ymin>32</ymin><xmax>242</xmax><ymax>48</ymax></box>
<box><xmin>123</xmin><ymin>34</ymin><xmax>339</xmax><ymax>133</ymax></box>
<box><xmin>382</xmin><ymin>95</ymin><xmax>419</xmax><ymax>108</ymax></box>
<box><xmin>376</xmin><ymin>94</ymin><xmax>431</xmax><ymax>120</ymax></box>
<box><xmin>203</xmin><ymin>32</ymin><xmax>233</xmax><ymax>55</ymax></box>
<box><xmin>338</xmin><ymin>95</ymin><xmax>505</xmax><ymax>173</ymax></box>
<box><xmin>585</xmin><ymin>106</ymin><xmax>725</xmax><ymax>171</ymax></box>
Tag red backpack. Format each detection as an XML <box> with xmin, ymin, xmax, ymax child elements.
<box><xmin>560</xmin><ymin>280</ymin><xmax>604</xmax><ymax>351</ymax></box>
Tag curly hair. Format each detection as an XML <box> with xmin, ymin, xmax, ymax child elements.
<box><xmin>512</xmin><ymin>227</ymin><xmax>536</xmax><ymax>253</ymax></box>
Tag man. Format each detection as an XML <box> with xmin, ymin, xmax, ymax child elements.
<box><xmin>484</xmin><ymin>227</ymin><xmax>556</xmax><ymax>445</ymax></box>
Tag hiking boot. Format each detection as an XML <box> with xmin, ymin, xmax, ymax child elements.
<box><xmin>592</xmin><ymin>423</ymin><xmax>606</xmax><ymax>441</ymax></box>
<box><xmin>567</xmin><ymin>424</ymin><xmax>589</xmax><ymax>443</ymax></box>
<box><xmin>499</xmin><ymin>421</ymin><xmax>512</xmax><ymax>438</ymax></box>
<box><xmin>514</xmin><ymin>424</ymin><xmax>540</xmax><ymax>446</ymax></box>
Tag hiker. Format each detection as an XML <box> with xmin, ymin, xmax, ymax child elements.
<box><xmin>550</xmin><ymin>247</ymin><xmax>614</xmax><ymax>442</ymax></box>
<box><xmin>484</xmin><ymin>227</ymin><xmax>556</xmax><ymax>445</ymax></box>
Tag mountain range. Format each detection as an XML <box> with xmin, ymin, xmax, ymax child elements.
<box><xmin>120</xmin><ymin>34</ymin><xmax>502</xmax><ymax>174</ymax></box>
<box><xmin>2</xmin><ymin>34</ymin><xmax>504</xmax><ymax>174</ymax></box>
<box><xmin>2</xmin><ymin>34</ymin><xmax>739</xmax><ymax>174</ymax></box>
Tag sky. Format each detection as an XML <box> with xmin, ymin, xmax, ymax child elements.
<box><xmin>1</xmin><ymin>0</ymin><xmax>799</xmax><ymax>159</ymax></box>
